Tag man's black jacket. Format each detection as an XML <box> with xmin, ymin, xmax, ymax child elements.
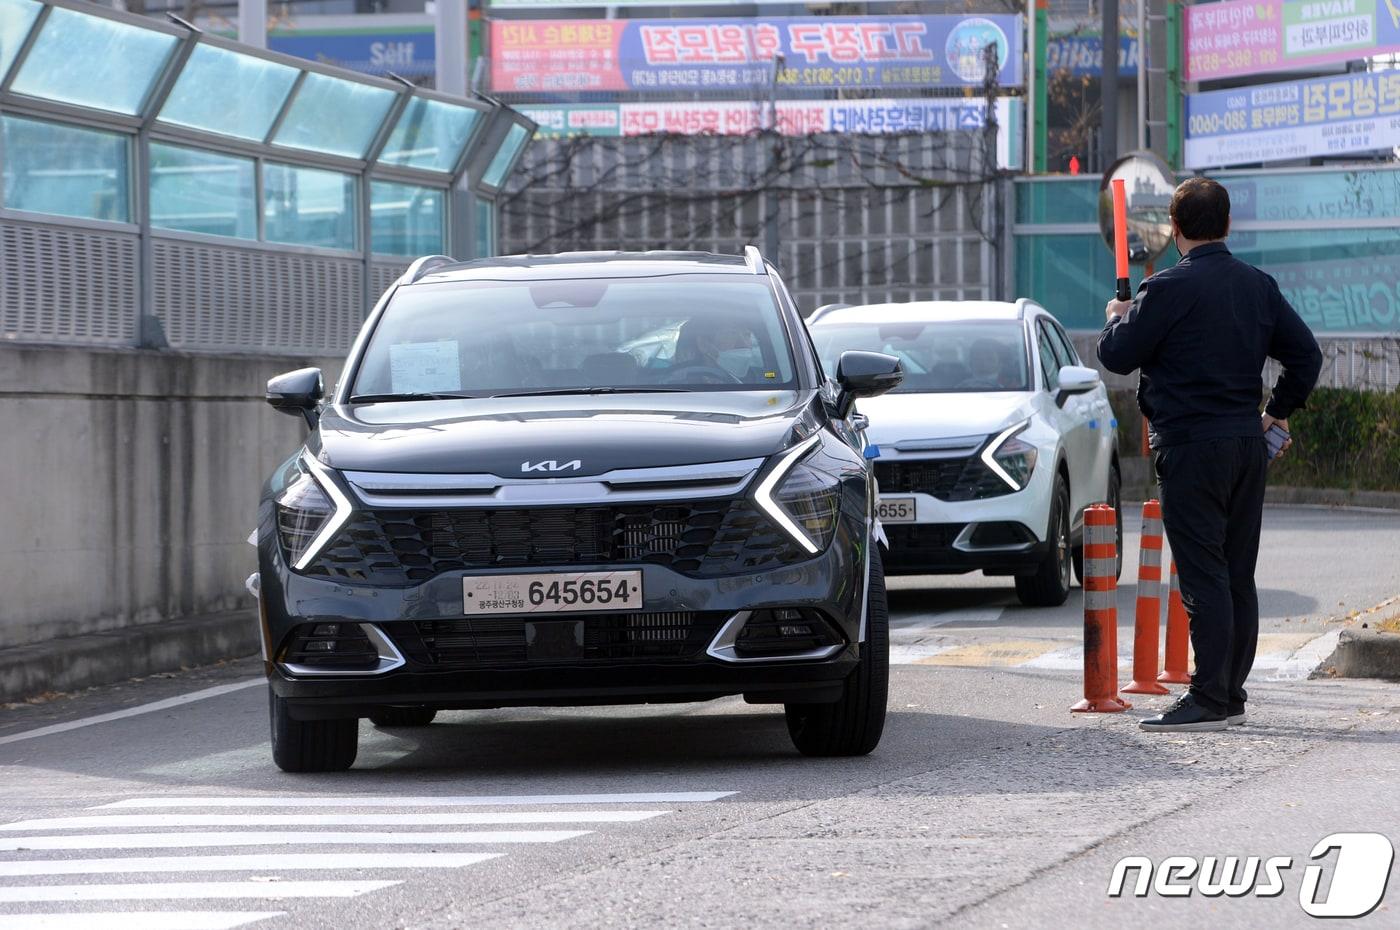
<box><xmin>1097</xmin><ymin>242</ymin><xmax>1322</xmax><ymax>449</ymax></box>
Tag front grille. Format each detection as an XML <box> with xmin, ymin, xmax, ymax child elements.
<box><xmin>303</xmin><ymin>501</ymin><xmax>806</xmax><ymax>585</ymax></box>
<box><xmin>390</xmin><ymin>612</ymin><xmax>729</xmax><ymax>668</ymax></box>
<box><xmin>883</xmin><ymin>523</ymin><xmax>966</xmax><ymax>560</ymax></box>
<box><xmin>875</xmin><ymin>456</ymin><xmax>1009</xmax><ymax>501</ymax></box>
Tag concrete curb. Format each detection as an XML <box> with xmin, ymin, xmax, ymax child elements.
<box><xmin>1314</xmin><ymin>630</ymin><xmax>1400</xmax><ymax>681</ymax></box>
<box><xmin>1265</xmin><ymin>486</ymin><xmax>1400</xmax><ymax>511</ymax></box>
<box><xmin>0</xmin><ymin>610</ymin><xmax>259</xmax><ymax>705</ymax></box>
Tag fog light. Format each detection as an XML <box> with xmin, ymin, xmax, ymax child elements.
<box><xmin>778</xmin><ymin>624</ymin><xmax>813</xmax><ymax>636</ymax></box>
<box><xmin>733</xmin><ymin>609</ymin><xmax>843</xmax><ymax>658</ymax></box>
<box><xmin>312</xmin><ymin>623</ymin><xmax>342</xmax><ymax>636</ymax></box>
<box><xmin>304</xmin><ymin>640</ymin><xmax>337</xmax><ymax>652</ymax></box>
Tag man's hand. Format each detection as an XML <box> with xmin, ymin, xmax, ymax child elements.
<box><xmin>1105</xmin><ymin>298</ymin><xmax>1133</xmax><ymax>322</ymax></box>
<box><xmin>1262</xmin><ymin>414</ymin><xmax>1294</xmax><ymax>457</ymax></box>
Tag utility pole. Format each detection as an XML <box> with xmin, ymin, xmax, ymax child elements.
<box><xmin>238</xmin><ymin>0</ymin><xmax>266</xmax><ymax>48</ymax></box>
<box><xmin>436</xmin><ymin>0</ymin><xmax>468</xmax><ymax>96</ymax></box>
<box><xmin>1101</xmin><ymin>0</ymin><xmax>1120</xmax><ymax>170</ymax></box>
<box><xmin>1027</xmin><ymin>0</ymin><xmax>1048</xmax><ymax>172</ymax></box>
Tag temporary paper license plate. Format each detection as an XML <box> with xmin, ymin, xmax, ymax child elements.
<box><xmin>463</xmin><ymin>571</ymin><xmax>643</xmax><ymax>616</ymax></box>
<box><xmin>876</xmin><ymin>496</ymin><xmax>918</xmax><ymax>523</ymax></box>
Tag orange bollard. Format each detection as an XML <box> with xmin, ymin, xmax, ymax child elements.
<box><xmin>1123</xmin><ymin>501</ymin><xmax>1170</xmax><ymax>695</ymax></box>
<box><xmin>1158</xmin><ymin>559</ymin><xmax>1192</xmax><ymax>684</ymax></box>
<box><xmin>1072</xmin><ymin>504</ymin><xmax>1132</xmax><ymax>713</ymax></box>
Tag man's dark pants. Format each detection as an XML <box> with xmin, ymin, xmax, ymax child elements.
<box><xmin>1154</xmin><ymin>436</ymin><xmax>1269</xmax><ymax>714</ymax></box>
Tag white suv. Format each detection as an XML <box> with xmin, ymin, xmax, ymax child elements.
<box><xmin>808</xmin><ymin>299</ymin><xmax>1121</xmax><ymax>606</ymax></box>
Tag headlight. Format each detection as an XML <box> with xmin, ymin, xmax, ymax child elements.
<box><xmin>275</xmin><ymin>454</ymin><xmax>352</xmax><ymax>570</ymax></box>
<box><xmin>755</xmin><ymin>435</ymin><xmax>841</xmax><ymax>554</ymax></box>
<box><xmin>981</xmin><ymin>420</ymin><xmax>1038</xmax><ymax>492</ymax></box>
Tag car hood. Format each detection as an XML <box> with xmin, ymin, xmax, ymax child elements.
<box><xmin>856</xmin><ymin>391</ymin><xmax>1034</xmax><ymax>448</ymax></box>
<box><xmin>312</xmin><ymin>391</ymin><xmax>810</xmax><ymax>476</ymax></box>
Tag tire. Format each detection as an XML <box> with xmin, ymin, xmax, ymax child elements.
<box><xmin>1071</xmin><ymin>463</ymin><xmax>1125</xmax><ymax>583</ymax></box>
<box><xmin>269</xmin><ymin>687</ymin><xmax>358</xmax><ymax>773</ymax></box>
<box><xmin>785</xmin><ymin>547</ymin><xmax>889</xmax><ymax>757</ymax></box>
<box><xmin>1016</xmin><ymin>475</ymin><xmax>1072</xmax><ymax>607</ymax></box>
<box><xmin>369</xmin><ymin>707</ymin><xmax>437</xmax><ymax>728</ymax></box>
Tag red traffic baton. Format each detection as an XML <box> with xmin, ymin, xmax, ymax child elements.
<box><xmin>1071</xmin><ymin>504</ymin><xmax>1131</xmax><ymax>713</ymax></box>
<box><xmin>1111</xmin><ymin>178</ymin><xmax>1131</xmax><ymax>301</ymax></box>
<box><xmin>1123</xmin><ymin>501</ymin><xmax>1170</xmax><ymax>695</ymax></box>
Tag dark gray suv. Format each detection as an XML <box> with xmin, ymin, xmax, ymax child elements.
<box><xmin>255</xmin><ymin>248</ymin><xmax>902</xmax><ymax>771</ymax></box>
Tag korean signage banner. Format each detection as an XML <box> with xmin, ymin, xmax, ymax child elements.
<box><xmin>516</xmin><ymin>98</ymin><xmax>1021</xmax><ymax>168</ymax></box>
<box><xmin>1046</xmin><ymin>33</ymin><xmax>1139</xmax><ymax>77</ymax></box>
<box><xmin>1186</xmin><ymin>0</ymin><xmax>1400</xmax><ymax>83</ymax></box>
<box><xmin>1269</xmin><ymin>254</ymin><xmax>1400</xmax><ymax>333</ymax></box>
<box><xmin>1184</xmin><ymin>70</ymin><xmax>1400</xmax><ymax>168</ymax></box>
<box><xmin>489</xmin><ymin>15</ymin><xmax>1023</xmax><ymax>93</ymax></box>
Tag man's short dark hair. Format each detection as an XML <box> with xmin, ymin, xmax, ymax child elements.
<box><xmin>1170</xmin><ymin>177</ymin><xmax>1230</xmax><ymax>241</ymax></box>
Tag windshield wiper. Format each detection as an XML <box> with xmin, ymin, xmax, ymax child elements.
<box><xmin>348</xmin><ymin>392</ymin><xmax>479</xmax><ymax>403</ymax></box>
<box><xmin>489</xmin><ymin>387</ymin><xmax>686</xmax><ymax>398</ymax></box>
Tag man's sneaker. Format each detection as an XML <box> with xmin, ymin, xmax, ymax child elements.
<box><xmin>1139</xmin><ymin>694</ymin><xmax>1228</xmax><ymax>732</ymax></box>
<box><xmin>1227</xmin><ymin>708</ymin><xmax>1246</xmax><ymax>726</ymax></box>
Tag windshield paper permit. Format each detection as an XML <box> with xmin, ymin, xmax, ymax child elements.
<box><xmin>389</xmin><ymin>341</ymin><xmax>462</xmax><ymax>394</ymax></box>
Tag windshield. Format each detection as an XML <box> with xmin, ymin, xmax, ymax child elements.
<box><xmin>811</xmin><ymin>319</ymin><xmax>1030</xmax><ymax>393</ymax></box>
<box><xmin>350</xmin><ymin>274</ymin><xmax>798</xmax><ymax>398</ymax></box>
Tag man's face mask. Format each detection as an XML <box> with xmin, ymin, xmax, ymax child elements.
<box><xmin>717</xmin><ymin>346</ymin><xmax>760</xmax><ymax>378</ymax></box>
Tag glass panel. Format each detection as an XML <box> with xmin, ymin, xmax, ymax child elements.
<box><xmin>1212</xmin><ymin>169</ymin><xmax>1400</xmax><ymax>223</ymax></box>
<box><xmin>1014</xmin><ymin>178</ymin><xmax>1100</xmax><ymax>225</ymax></box>
<box><xmin>149</xmin><ymin>143</ymin><xmax>256</xmax><ymax>240</ymax></box>
<box><xmin>379</xmin><ymin>97</ymin><xmax>480</xmax><ymax>172</ymax></box>
<box><xmin>474</xmin><ymin>198</ymin><xmax>494</xmax><ymax>258</ymax></box>
<box><xmin>0</xmin><ymin>0</ymin><xmax>41</xmax><ymax>82</ymax></box>
<box><xmin>263</xmin><ymin>163</ymin><xmax>357</xmax><ymax>252</ymax></box>
<box><xmin>1015</xmin><ymin>234</ymin><xmax>1167</xmax><ymax>331</ymax></box>
<box><xmin>272</xmin><ymin>72</ymin><xmax>396</xmax><ymax>159</ymax></box>
<box><xmin>0</xmin><ymin>115</ymin><xmax>128</xmax><ymax>222</ymax></box>
<box><xmin>349</xmin><ymin>275</ymin><xmax>796</xmax><ymax>398</ymax></box>
<box><xmin>10</xmin><ymin>6</ymin><xmax>177</xmax><ymax>115</ymax></box>
<box><xmin>481</xmin><ymin>123</ymin><xmax>530</xmax><ymax>189</ymax></box>
<box><xmin>370</xmin><ymin>180</ymin><xmax>444</xmax><ymax>257</ymax></box>
<box><xmin>158</xmin><ymin>44</ymin><xmax>299</xmax><ymax>142</ymax></box>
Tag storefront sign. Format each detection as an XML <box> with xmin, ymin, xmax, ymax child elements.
<box><xmin>1046</xmin><ymin>33</ymin><xmax>1140</xmax><ymax>77</ymax></box>
<box><xmin>1184</xmin><ymin>70</ymin><xmax>1400</xmax><ymax>168</ymax></box>
<box><xmin>1270</xmin><ymin>254</ymin><xmax>1400</xmax><ymax>333</ymax></box>
<box><xmin>1185</xmin><ymin>0</ymin><xmax>1400</xmax><ymax>82</ymax></box>
<box><xmin>489</xmin><ymin>15</ymin><xmax>1023</xmax><ymax>92</ymax></box>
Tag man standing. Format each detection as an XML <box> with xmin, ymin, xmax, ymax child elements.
<box><xmin>1098</xmin><ymin>178</ymin><xmax>1322</xmax><ymax>733</ymax></box>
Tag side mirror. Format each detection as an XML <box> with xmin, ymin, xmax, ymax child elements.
<box><xmin>1056</xmin><ymin>364</ymin><xmax>1100</xmax><ymax>406</ymax></box>
<box><xmin>835</xmin><ymin>350</ymin><xmax>903</xmax><ymax>416</ymax></box>
<box><xmin>267</xmin><ymin>367</ymin><xmax>323</xmax><ymax>429</ymax></box>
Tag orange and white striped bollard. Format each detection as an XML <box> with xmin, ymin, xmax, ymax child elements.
<box><xmin>1071</xmin><ymin>503</ymin><xmax>1131</xmax><ymax>713</ymax></box>
<box><xmin>1158</xmin><ymin>559</ymin><xmax>1191</xmax><ymax>685</ymax></box>
<box><xmin>1123</xmin><ymin>501</ymin><xmax>1170</xmax><ymax>694</ymax></box>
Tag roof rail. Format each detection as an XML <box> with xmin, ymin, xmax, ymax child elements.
<box><xmin>742</xmin><ymin>245</ymin><xmax>767</xmax><ymax>276</ymax></box>
<box><xmin>1013</xmin><ymin>296</ymin><xmax>1038</xmax><ymax>319</ymax></box>
<box><xmin>403</xmin><ymin>254</ymin><xmax>457</xmax><ymax>284</ymax></box>
<box><xmin>807</xmin><ymin>303</ymin><xmax>852</xmax><ymax>323</ymax></box>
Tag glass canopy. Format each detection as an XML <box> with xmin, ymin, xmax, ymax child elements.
<box><xmin>272</xmin><ymin>71</ymin><xmax>397</xmax><ymax>159</ymax></box>
<box><xmin>158</xmin><ymin>43</ymin><xmax>299</xmax><ymax>142</ymax></box>
<box><xmin>0</xmin><ymin>0</ymin><xmax>41</xmax><ymax>80</ymax></box>
<box><xmin>380</xmin><ymin>97</ymin><xmax>482</xmax><ymax>173</ymax></box>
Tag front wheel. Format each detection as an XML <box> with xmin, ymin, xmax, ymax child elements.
<box><xmin>1016</xmin><ymin>475</ymin><xmax>1072</xmax><ymax>607</ymax></box>
<box><xmin>785</xmin><ymin>547</ymin><xmax>889</xmax><ymax>757</ymax></box>
<box><xmin>269</xmin><ymin>688</ymin><xmax>358</xmax><ymax>773</ymax></box>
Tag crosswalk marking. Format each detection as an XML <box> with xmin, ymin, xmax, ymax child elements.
<box><xmin>0</xmin><ymin>880</ymin><xmax>400</xmax><ymax>902</ymax></box>
<box><xmin>0</xmin><ymin>830</ymin><xmax>589</xmax><ymax>851</ymax></box>
<box><xmin>94</xmin><ymin>791</ymin><xmax>735</xmax><ymax>810</ymax></box>
<box><xmin>1</xmin><ymin>811</ymin><xmax>669</xmax><ymax>831</ymax></box>
<box><xmin>0</xmin><ymin>852</ymin><xmax>501</xmax><ymax>876</ymax></box>
<box><xmin>0</xmin><ymin>914</ymin><xmax>283</xmax><ymax>930</ymax></box>
<box><xmin>0</xmin><ymin>788</ymin><xmax>732</xmax><ymax>926</ymax></box>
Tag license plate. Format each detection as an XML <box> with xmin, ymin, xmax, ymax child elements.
<box><xmin>463</xmin><ymin>571</ymin><xmax>643</xmax><ymax>616</ymax></box>
<box><xmin>876</xmin><ymin>496</ymin><xmax>918</xmax><ymax>523</ymax></box>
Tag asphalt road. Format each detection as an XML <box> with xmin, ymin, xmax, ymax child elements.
<box><xmin>0</xmin><ymin>505</ymin><xmax>1396</xmax><ymax>930</ymax></box>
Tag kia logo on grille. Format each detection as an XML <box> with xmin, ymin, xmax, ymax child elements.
<box><xmin>521</xmin><ymin>459</ymin><xmax>583</xmax><ymax>473</ymax></box>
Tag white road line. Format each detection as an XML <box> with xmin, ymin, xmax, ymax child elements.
<box><xmin>0</xmin><ymin>913</ymin><xmax>283</xmax><ymax>930</ymax></box>
<box><xmin>0</xmin><ymin>679</ymin><xmax>263</xmax><ymax>748</ymax></box>
<box><xmin>0</xmin><ymin>881</ymin><xmax>399</xmax><ymax>902</ymax></box>
<box><xmin>1</xmin><ymin>811</ymin><xmax>667</xmax><ymax>831</ymax></box>
<box><xmin>0</xmin><ymin>830</ymin><xmax>589</xmax><ymax>851</ymax></box>
<box><xmin>0</xmin><ymin>852</ymin><xmax>502</xmax><ymax>876</ymax></box>
<box><xmin>94</xmin><ymin>791</ymin><xmax>735</xmax><ymax>810</ymax></box>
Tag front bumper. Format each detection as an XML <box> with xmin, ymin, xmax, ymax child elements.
<box><xmin>881</xmin><ymin>521</ymin><xmax>1048</xmax><ymax>575</ymax></box>
<box><xmin>259</xmin><ymin>527</ymin><xmax>868</xmax><ymax>718</ymax></box>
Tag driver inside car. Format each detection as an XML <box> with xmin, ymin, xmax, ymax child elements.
<box><xmin>666</xmin><ymin>317</ymin><xmax>763</xmax><ymax>382</ymax></box>
<box><xmin>961</xmin><ymin>337</ymin><xmax>1011</xmax><ymax>390</ymax></box>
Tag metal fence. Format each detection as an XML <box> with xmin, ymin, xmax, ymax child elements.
<box><xmin>500</xmin><ymin>130</ymin><xmax>1007</xmax><ymax>313</ymax></box>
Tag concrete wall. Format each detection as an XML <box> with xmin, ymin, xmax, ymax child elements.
<box><xmin>0</xmin><ymin>344</ymin><xmax>341</xmax><ymax>653</ymax></box>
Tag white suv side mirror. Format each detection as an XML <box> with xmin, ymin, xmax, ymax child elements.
<box><xmin>1056</xmin><ymin>365</ymin><xmax>1100</xmax><ymax>405</ymax></box>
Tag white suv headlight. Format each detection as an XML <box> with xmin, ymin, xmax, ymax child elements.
<box><xmin>756</xmin><ymin>435</ymin><xmax>842</xmax><ymax>554</ymax></box>
<box><xmin>275</xmin><ymin>454</ymin><xmax>352</xmax><ymax>570</ymax></box>
<box><xmin>981</xmin><ymin>420</ymin><xmax>1039</xmax><ymax>492</ymax></box>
